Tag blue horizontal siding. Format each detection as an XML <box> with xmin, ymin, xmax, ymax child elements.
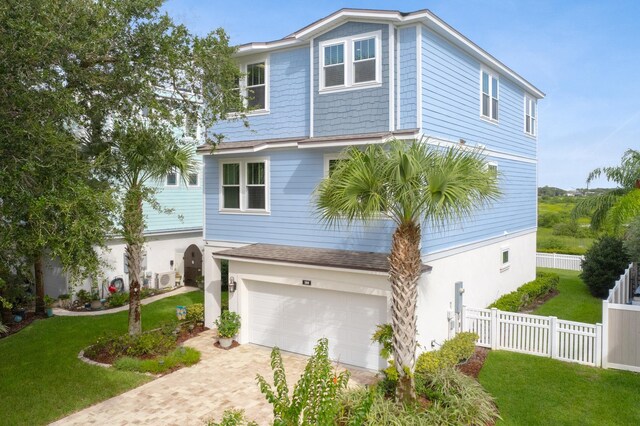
<box><xmin>211</xmin><ymin>46</ymin><xmax>310</xmax><ymax>142</ymax></box>
<box><xmin>422</xmin><ymin>25</ymin><xmax>536</xmax><ymax>158</ymax></box>
<box><xmin>398</xmin><ymin>26</ymin><xmax>417</xmax><ymax>129</ymax></box>
<box><xmin>422</xmin><ymin>157</ymin><xmax>537</xmax><ymax>253</ymax></box>
<box><xmin>204</xmin><ymin>150</ymin><xmax>394</xmax><ymax>253</ymax></box>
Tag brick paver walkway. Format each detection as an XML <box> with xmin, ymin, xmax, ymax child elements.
<box><xmin>50</xmin><ymin>330</ymin><xmax>378</xmax><ymax>425</ymax></box>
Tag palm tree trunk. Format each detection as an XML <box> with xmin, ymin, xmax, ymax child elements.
<box><xmin>388</xmin><ymin>221</ymin><xmax>422</xmax><ymax>403</ymax></box>
<box><xmin>124</xmin><ymin>186</ymin><xmax>144</xmax><ymax>336</ymax></box>
<box><xmin>34</xmin><ymin>254</ymin><xmax>45</xmax><ymax>314</ymax></box>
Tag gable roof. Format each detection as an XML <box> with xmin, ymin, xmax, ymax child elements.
<box><xmin>235</xmin><ymin>8</ymin><xmax>544</xmax><ymax>99</ymax></box>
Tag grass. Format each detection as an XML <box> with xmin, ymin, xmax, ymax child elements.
<box><xmin>0</xmin><ymin>290</ymin><xmax>203</xmax><ymax>426</ymax></box>
<box><xmin>537</xmin><ymin>227</ymin><xmax>595</xmax><ymax>255</ymax></box>
<box><xmin>114</xmin><ymin>346</ymin><xmax>201</xmax><ymax>374</ymax></box>
<box><xmin>533</xmin><ymin>268</ymin><xmax>602</xmax><ymax>323</ymax></box>
<box><xmin>479</xmin><ymin>350</ymin><xmax>640</xmax><ymax>425</ymax></box>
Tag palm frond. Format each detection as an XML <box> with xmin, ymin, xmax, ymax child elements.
<box><xmin>572</xmin><ymin>189</ymin><xmax>626</xmax><ymax>230</ymax></box>
<box><xmin>605</xmin><ymin>189</ymin><xmax>640</xmax><ymax>234</ymax></box>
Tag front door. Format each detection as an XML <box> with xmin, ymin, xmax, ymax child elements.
<box><xmin>183</xmin><ymin>244</ymin><xmax>202</xmax><ymax>287</ymax></box>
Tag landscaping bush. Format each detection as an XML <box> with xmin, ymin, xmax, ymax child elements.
<box><xmin>75</xmin><ymin>289</ymin><xmax>92</xmax><ymax>304</ymax></box>
<box><xmin>489</xmin><ymin>272</ymin><xmax>560</xmax><ymax>312</ymax></box>
<box><xmin>108</xmin><ymin>292</ymin><xmax>129</xmax><ymax>308</ymax></box>
<box><xmin>581</xmin><ymin>236</ymin><xmax>631</xmax><ymax>298</ymax></box>
<box><xmin>624</xmin><ymin>216</ymin><xmax>640</xmax><ymax>263</ymax></box>
<box><xmin>415</xmin><ymin>332</ymin><xmax>479</xmax><ymax>376</ymax></box>
<box><xmin>207</xmin><ymin>410</ymin><xmax>257</xmax><ymax>426</ymax></box>
<box><xmin>113</xmin><ymin>346</ymin><xmax>200</xmax><ymax>374</ymax></box>
<box><xmin>85</xmin><ymin>329</ymin><xmax>176</xmax><ymax>360</ymax></box>
<box><xmin>186</xmin><ymin>303</ymin><xmax>204</xmax><ymax>323</ymax></box>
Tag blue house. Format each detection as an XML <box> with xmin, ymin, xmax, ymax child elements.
<box><xmin>200</xmin><ymin>8</ymin><xmax>543</xmax><ymax>370</ymax></box>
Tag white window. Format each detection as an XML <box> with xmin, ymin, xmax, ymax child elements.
<box><xmin>487</xmin><ymin>162</ymin><xmax>498</xmax><ymax>178</ymax></box>
<box><xmin>481</xmin><ymin>70</ymin><xmax>499</xmax><ymax>121</ymax></box>
<box><xmin>165</xmin><ymin>171</ymin><xmax>178</xmax><ymax>187</ymax></box>
<box><xmin>319</xmin><ymin>31</ymin><xmax>381</xmax><ymax>92</ymax></box>
<box><xmin>220</xmin><ymin>159</ymin><xmax>269</xmax><ymax>213</ymax></box>
<box><xmin>184</xmin><ymin>112</ymin><xmax>198</xmax><ymax>139</ymax></box>
<box><xmin>246</xmin><ymin>62</ymin><xmax>266</xmax><ymax>110</ymax></box>
<box><xmin>187</xmin><ymin>172</ymin><xmax>199</xmax><ymax>187</ymax></box>
<box><xmin>501</xmin><ymin>247</ymin><xmax>510</xmax><ymax>272</ymax></box>
<box><xmin>525</xmin><ymin>95</ymin><xmax>537</xmax><ymax>136</ymax></box>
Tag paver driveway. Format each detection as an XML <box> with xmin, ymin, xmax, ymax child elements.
<box><xmin>51</xmin><ymin>330</ymin><xmax>378</xmax><ymax>425</ymax></box>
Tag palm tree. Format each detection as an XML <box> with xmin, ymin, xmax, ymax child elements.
<box><xmin>315</xmin><ymin>139</ymin><xmax>500</xmax><ymax>402</ymax></box>
<box><xmin>573</xmin><ymin>149</ymin><xmax>640</xmax><ymax>234</ymax></box>
<box><xmin>97</xmin><ymin>120</ymin><xmax>195</xmax><ymax>335</ymax></box>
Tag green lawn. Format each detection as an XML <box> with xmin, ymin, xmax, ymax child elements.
<box><xmin>537</xmin><ymin>227</ymin><xmax>595</xmax><ymax>255</ymax></box>
<box><xmin>0</xmin><ymin>291</ymin><xmax>203</xmax><ymax>426</ymax></box>
<box><xmin>480</xmin><ymin>351</ymin><xmax>640</xmax><ymax>425</ymax></box>
<box><xmin>533</xmin><ymin>268</ymin><xmax>602</xmax><ymax>324</ymax></box>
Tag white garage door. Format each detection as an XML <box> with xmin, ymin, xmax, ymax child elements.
<box><xmin>247</xmin><ymin>281</ymin><xmax>387</xmax><ymax>370</ymax></box>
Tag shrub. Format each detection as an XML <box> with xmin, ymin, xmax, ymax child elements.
<box><xmin>186</xmin><ymin>303</ymin><xmax>204</xmax><ymax>323</ymax></box>
<box><xmin>114</xmin><ymin>347</ymin><xmax>200</xmax><ymax>374</ymax></box>
<box><xmin>85</xmin><ymin>329</ymin><xmax>176</xmax><ymax>359</ymax></box>
<box><xmin>581</xmin><ymin>236</ymin><xmax>631</xmax><ymax>298</ymax></box>
<box><xmin>207</xmin><ymin>410</ymin><xmax>258</xmax><ymax>426</ymax></box>
<box><xmin>624</xmin><ymin>216</ymin><xmax>640</xmax><ymax>263</ymax></box>
<box><xmin>416</xmin><ymin>367</ymin><xmax>500</xmax><ymax>425</ymax></box>
<box><xmin>108</xmin><ymin>292</ymin><xmax>129</xmax><ymax>308</ymax></box>
<box><xmin>75</xmin><ymin>289</ymin><xmax>92</xmax><ymax>304</ymax></box>
<box><xmin>489</xmin><ymin>272</ymin><xmax>559</xmax><ymax>312</ymax></box>
<box><xmin>415</xmin><ymin>332</ymin><xmax>479</xmax><ymax>376</ymax></box>
<box><xmin>539</xmin><ymin>212</ymin><xmax>562</xmax><ymax>227</ymax></box>
<box><xmin>256</xmin><ymin>338</ymin><xmax>350</xmax><ymax>425</ymax></box>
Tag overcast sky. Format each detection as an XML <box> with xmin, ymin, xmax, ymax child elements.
<box><xmin>163</xmin><ymin>0</ymin><xmax>640</xmax><ymax>190</ymax></box>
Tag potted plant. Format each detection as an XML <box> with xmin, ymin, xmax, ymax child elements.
<box><xmin>215</xmin><ymin>311</ymin><xmax>241</xmax><ymax>349</ymax></box>
<box><xmin>44</xmin><ymin>295</ymin><xmax>55</xmax><ymax>317</ymax></box>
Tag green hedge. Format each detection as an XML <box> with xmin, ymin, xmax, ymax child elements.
<box><xmin>488</xmin><ymin>272</ymin><xmax>560</xmax><ymax>312</ymax></box>
<box><xmin>415</xmin><ymin>332</ymin><xmax>478</xmax><ymax>376</ymax></box>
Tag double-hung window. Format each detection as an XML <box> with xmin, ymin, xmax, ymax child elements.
<box><xmin>246</xmin><ymin>62</ymin><xmax>266</xmax><ymax>110</ymax></box>
<box><xmin>525</xmin><ymin>95</ymin><xmax>537</xmax><ymax>136</ymax></box>
<box><xmin>481</xmin><ymin>70</ymin><xmax>499</xmax><ymax>121</ymax></box>
<box><xmin>220</xmin><ymin>159</ymin><xmax>269</xmax><ymax>213</ymax></box>
<box><xmin>187</xmin><ymin>172</ymin><xmax>199</xmax><ymax>187</ymax></box>
<box><xmin>165</xmin><ymin>170</ymin><xmax>178</xmax><ymax>187</ymax></box>
<box><xmin>319</xmin><ymin>31</ymin><xmax>381</xmax><ymax>91</ymax></box>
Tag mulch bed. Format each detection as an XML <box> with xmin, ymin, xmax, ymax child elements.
<box><xmin>213</xmin><ymin>340</ymin><xmax>240</xmax><ymax>350</ymax></box>
<box><xmin>85</xmin><ymin>324</ymin><xmax>209</xmax><ymax>365</ymax></box>
<box><xmin>1</xmin><ymin>311</ymin><xmax>48</xmax><ymax>340</ymax></box>
<box><xmin>521</xmin><ymin>289</ymin><xmax>560</xmax><ymax>313</ymax></box>
<box><xmin>457</xmin><ymin>347</ymin><xmax>490</xmax><ymax>379</ymax></box>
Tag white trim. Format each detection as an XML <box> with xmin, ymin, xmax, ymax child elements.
<box><xmin>480</xmin><ymin>67</ymin><xmax>499</xmax><ymax>123</ymax></box>
<box><xmin>323</xmin><ymin>153</ymin><xmax>345</xmax><ymax>177</ymax></box>
<box><xmin>235</xmin><ymin>9</ymin><xmax>544</xmax><ymax>99</ymax></box>
<box><xmin>212</xmin><ymin>255</ymin><xmax>388</xmax><ymax>277</ymax></box>
<box><xmin>237</xmin><ymin>56</ymin><xmax>270</xmax><ymax>115</ymax></box>
<box><xmin>422</xmin><ymin>228</ymin><xmax>536</xmax><ymax>262</ymax></box>
<box><xmin>318</xmin><ymin>30</ymin><xmax>382</xmax><ymax>93</ymax></box>
<box><xmin>606</xmin><ymin>362</ymin><xmax>640</xmax><ymax>373</ymax></box>
<box><xmin>219</xmin><ymin>157</ymin><xmax>271</xmax><ymax>214</ymax></box>
<box><xmin>164</xmin><ymin>170</ymin><xmax>179</xmax><ymax>187</ymax></box>
<box><xmin>396</xmin><ymin>27</ymin><xmax>401</xmax><ymax>129</ymax></box>
<box><xmin>309</xmin><ymin>38</ymin><xmax>314</xmax><ymax>138</ymax></box>
<box><xmin>422</xmin><ymin>135</ymin><xmax>537</xmax><ymax>164</ymax></box>
<box><xmin>389</xmin><ymin>24</ymin><xmax>395</xmax><ymax>131</ymax></box>
<box><xmin>524</xmin><ymin>94</ymin><xmax>537</xmax><ymax>137</ymax></box>
<box><xmin>416</xmin><ymin>24</ymin><xmax>423</xmax><ymax>132</ymax></box>
<box><xmin>500</xmin><ymin>246</ymin><xmax>511</xmax><ymax>272</ymax></box>
<box><xmin>606</xmin><ymin>303</ymin><xmax>640</xmax><ymax>312</ymax></box>
<box><xmin>204</xmin><ymin>240</ymin><xmax>248</xmax><ymax>249</ymax></box>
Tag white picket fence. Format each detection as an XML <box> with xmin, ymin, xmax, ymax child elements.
<box><xmin>462</xmin><ymin>307</ymin><xmax>602</xmax><ymax>367</ymax></box>
<box><xmin>536</xmin><ymin>252</ymin><xmax>584</xmax><ymax>271</ymax></box>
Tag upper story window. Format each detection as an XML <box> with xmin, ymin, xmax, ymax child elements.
<box><xmin>220</xmin><ymin>159</ymin><xmax>269</xmax><ymax>213</ymax></box>
<box><xmin>187</xmin><ymin>172</ymin><xmax>199</xmax><ymax>187</ymax></box>
<box><xmin>481</xmin><ymin>70</ymin><xmax>499</xmax><ymax>121</ymax></box>
<box><xmin>246</xmin><ymin>62</ymin><xmax>266</xmax><ymax>110</ymax></box>
<box><xmin>165</xmin><ymin>170</ymin><xmax>178</xmax><ymax>187</ymax></box>
<box><xmin>525</xmin><ymin>95</ymin><xmax>537</xmax><ymax>136</ymax></box>
<box><xmin>319</xmin><ymin>31</ymin><xmax>381</xmax><ymax>92</ymax></box>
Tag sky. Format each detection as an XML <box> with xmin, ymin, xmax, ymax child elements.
<box><xmin>162</xmin><ymin>0</ymin><xmax>640</xmax><ymax>190</ymax></box>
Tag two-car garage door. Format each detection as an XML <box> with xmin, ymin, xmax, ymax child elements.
<box><xmin>247</xmin><ymin>281</ymin><xmax>387</xmax><ymax>370</ymax></box>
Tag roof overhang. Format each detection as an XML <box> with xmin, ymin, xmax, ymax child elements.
<box><xmin>234</xmin><ymin>8</ymin><xmax>544</xmax><ymax>99</ymax></box>
<box><xmin>196</xmin><ymin>129</ymin><xmax>420</xmax><ymax>156</ymax></box>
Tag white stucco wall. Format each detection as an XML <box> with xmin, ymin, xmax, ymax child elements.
<box><xmin>45</xmin><ymin>230</ymin><xmax>204</xmax><ymax>298</ymax></box>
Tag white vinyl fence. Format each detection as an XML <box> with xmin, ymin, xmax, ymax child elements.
<box><xmin>602</xmin><ymin>263</ymin><xmax>640</xmax><ymax>372</ymax></box>
<box><xmin>462</xmin><ymin>307</ymin><xmax>602</xmax><ymax>367</ymax></box>
<box><xmin>536</xmin><ymin>252</ymin><xmax>584</xmax><ymax>271</ymax></box>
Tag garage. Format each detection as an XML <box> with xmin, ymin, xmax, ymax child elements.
<box><xmin>246</xmin><ymin>280</ymin><xmax>387</xmax><ymax>370</ymax></box>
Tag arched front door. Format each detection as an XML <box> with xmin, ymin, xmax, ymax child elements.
<box><xmin>183</xmin><ymin>244</ymin><xmax>203</xmax><ymax>287</ymax></box>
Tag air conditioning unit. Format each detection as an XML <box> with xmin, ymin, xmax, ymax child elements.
<box><xmin>156</xmin><ymin>271</ymin><xmax>176</xmax><ymax>290</ymax></box>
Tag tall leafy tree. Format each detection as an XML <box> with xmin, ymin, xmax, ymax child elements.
<box><xmin>1</xmin><ymin>0</ymin><xmax>243</xmax><ymax>328</ymax></box>
<box><xmin>315</xmin><ymin>140</ymin><xmax>500</xmax><ymax>402</ymax></box>
<box><xmin>573</xmin><ymin>149</ymin><xmax>640</xmax><ymax>234</ymax></box>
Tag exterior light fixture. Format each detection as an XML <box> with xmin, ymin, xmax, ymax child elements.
<box><xmin>229</xmin><ymin>276</ymin><xmax>237</xmax><ymax>293</ymax></box>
